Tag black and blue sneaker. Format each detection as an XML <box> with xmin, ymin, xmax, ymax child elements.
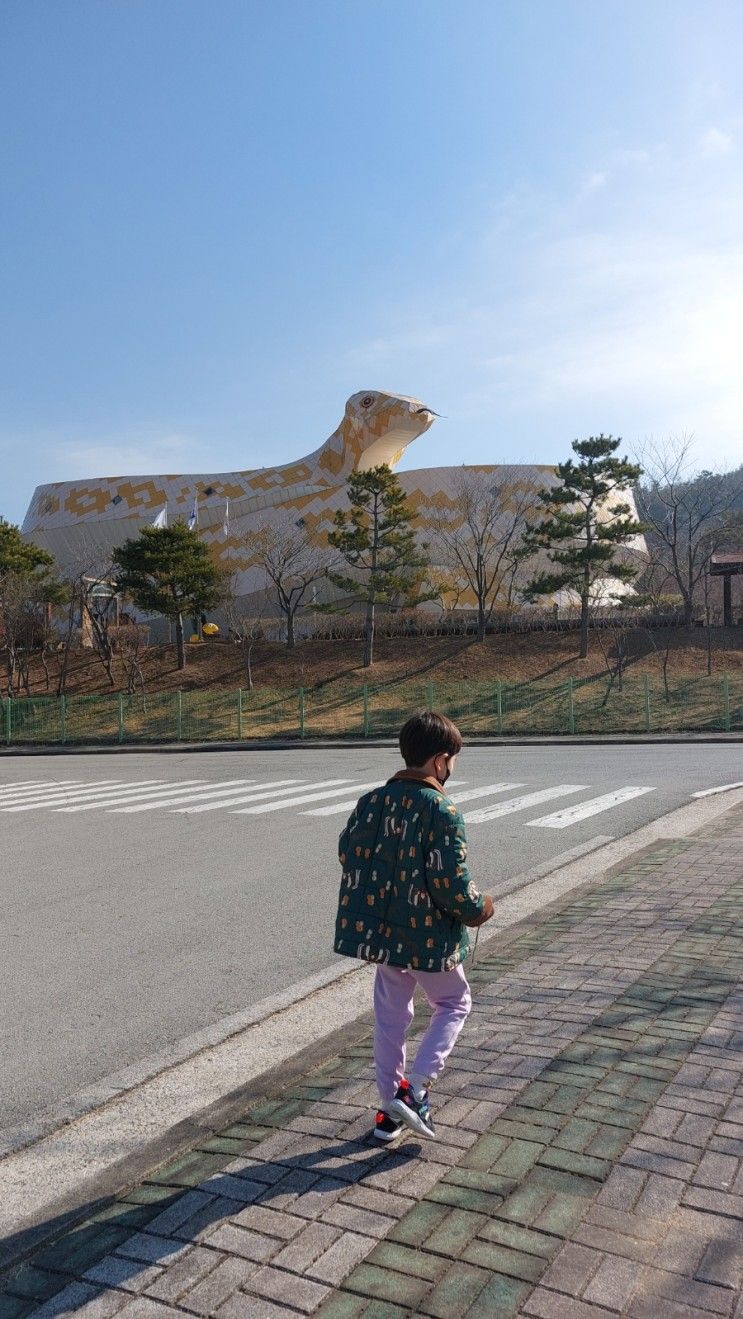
<box><xmin>373</xmin><ymin>1109</ymin><xmax>404</xmax><ymax>1143</ymax></box>
<box><xmin>373</xmin><ymin>1080</ymin><xmax>409</xmax><ymax>1142</ymax></box>
<box><xmin>389</xmin><ymin>1084</ymin><xmax>437</xmax><ymax>1140</ymax></box>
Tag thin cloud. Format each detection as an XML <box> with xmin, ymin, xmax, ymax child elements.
<box><xmin>41</xmin><ymin>431</ymin><xmax>215</xmax><ymax>481</ymax></box>
<box><xmin>699</xmin><ymin>127</ymin><xmax>734</xmax><ymax>156</ymax></box>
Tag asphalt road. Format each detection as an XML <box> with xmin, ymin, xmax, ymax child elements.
<box><xmin>2</xmin><ymin>743</ymin><xmax>741</xmax><ymax>1131</ymax></box>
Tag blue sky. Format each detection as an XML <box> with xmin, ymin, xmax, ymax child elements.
<box><xmin>2</xmin><ymin>0</ymin><xmax>742</xmax><ymax>525</ymax></box>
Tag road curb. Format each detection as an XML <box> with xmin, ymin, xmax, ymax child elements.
<box><xmin>1</xmin><ymin>731</ymin><xmax>742</xmax><ymax>755</ymax></box>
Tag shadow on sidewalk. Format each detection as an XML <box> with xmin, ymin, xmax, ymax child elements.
<box><xmin>0</xmin><ymin>1132</ymin><xmax>424</xmax><ymax>1310</ymax></box>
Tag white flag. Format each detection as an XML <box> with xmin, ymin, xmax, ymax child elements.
<box><xmin>152</xmin><ymin>506</ymin><xmax>168</xmax><ymax>529</ymax></box>
<box><xmin>223</xmin><ymin>498</ymin><xmax>230</xmax><ymax>539</ymax></box>
<box><xmin>187</xmin><ymin>495</ymin><xmax>198</xmax><ymax>531</ymax></box>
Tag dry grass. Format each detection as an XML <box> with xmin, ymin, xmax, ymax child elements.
<box><xmin>9</xmin><ymin>625</ymin><xmax>743</xmax><ymax>701</ymax></box>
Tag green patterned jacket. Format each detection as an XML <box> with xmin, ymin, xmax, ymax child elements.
<box><xmin>334</xmin><ymin>771</ymin><xmax>485</xmax><ymax>972</ymax></box>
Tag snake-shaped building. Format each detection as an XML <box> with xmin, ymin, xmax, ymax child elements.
<box><xmin>22</xmin><ymin>390</ymin><xmax>643</xmax><ymax>614</ymax></box>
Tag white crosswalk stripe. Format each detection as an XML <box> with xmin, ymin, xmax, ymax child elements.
<box><xmin>528</xmin><ymin>786</ymin><xmax>655</xmax><ymax>828</ymax></box>
<box><xmin>1</xmin><ymin>781</ymin><xmax>127</xmax><ymax>811</ymax></box>
<box><xmin>464</xmin><ymin>784</ymin><xmax>588</xmax><ymax>824</ymax></box>
<box><xmin>171</xmin><ymin>780</ymin><xmax>312</xmax><ymax>813</ymax></box>
<box><xmin>9</xmin><ymin>780</ymin><xmax>164</xmax><ymax>808</ymax></box>
<box><xmin>108</xmin><ymin>780</ymin><xmax>257</xmax><ymax>813</ymax></box>
<box><xmin>0</xmin><ymin>780</ymin><xmax>57</xmax><ymax>796</ymax></box>
<box><xmin>300</xmin><ymin>779</ymin><xmax>469</xmax><ymax>817</ymax></box>
<box><xmin>172</xmin><ymin>779</ymin><xmax>352</xmax><ymax>814</ymax></box>
<box><xmin>0</xmin><ymin>780</ymin><xmax>96</xmax><ymax>801</ymax></box>
<box><xmin>235</xmin><ymin>781</ymin><xmax>382</xmax><ymax>815</ymax></box>
<box><xmin>56</xmin><ymin>781</ymin><xmax>207</xmax><ymax>812</ymax></box>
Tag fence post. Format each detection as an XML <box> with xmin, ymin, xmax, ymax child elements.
<box><xmin>643</xmin><ymin>674</ymin><xmax>651</xmax><ymax>733</ymax></box>
<box><xmin>567</xmin><ymin>678</ymin><xmax>576</xmax><ymax>735</ymax></box>
<box><xmin>363</xmin><ymin>685</ymin><xmax>370</xmax><ymax>737</ymax></box>
<box><xmin>5</xmin><ymin>697</ymin><xmax>11</xmax><ymax>747</ymax></box>
<box><xmin>176</xmin><ymin>690</ymin><xmax>183</xmax><ymax>741</ymax></box>
<box><xmin>496</xmin><ymin>680</ymin><xmax>503</xmax><ymax>735</ymax></box>
<box><xmin>118</xmin><ymin>693</ymin><xmax>125</xmax><ymax>744</ymax></box>
<box><xmin>299</xmin><ymin>687</ymin><xmax>305</xmax><ymax>739</ymax></box>
<box><xmin>237</xmin><ymin>689</ymin><xmax>243</xmax><ymax>740</ymax></box>
<box><xmin>60</xmin><ymin>695</ymin><xmax>67</xmax><ymax>745</ymax></box>
<box><xmin>723</xmin><ymin>673</ymin><xmax>731</xmax><ymax>732</ymax></box>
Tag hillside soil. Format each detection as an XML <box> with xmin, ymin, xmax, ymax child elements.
<box><xmin>6</xmin><ymin>627</ymin><xmax>743</xmax><ymax>699</ymax></box>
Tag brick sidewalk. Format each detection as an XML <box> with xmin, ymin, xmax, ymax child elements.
<box><xmin>2</xmin><ymin>808</ymin><xmax>743</xmax><ymax>1318</ymax></box>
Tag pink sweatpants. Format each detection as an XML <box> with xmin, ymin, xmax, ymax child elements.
<box><xmin>373</xmin><ymin>963</ymin><xmax>472</xmax><ymax>1107</ymax></box>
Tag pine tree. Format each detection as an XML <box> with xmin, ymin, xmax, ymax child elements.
<box><xmin>326</xmin><ymin>465</ymin><xmax>429</xmax><ymax>667</ymax></box>
<box><xmin>0</xmin><ymin>518</ymin><xmax>55</xmax><ymax>582</ymax></box>
<box><xmin>113</xmin><ymin>522</ymin><xmax>226</xmax><ymax>670</ymax></box>
<box><xmin>522</xmin><ymin>436</ymin><xmax>643</xmax><ymax>658</ymax></box>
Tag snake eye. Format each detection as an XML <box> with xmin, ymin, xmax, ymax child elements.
<box><xmin>360</xmin><ymin>394</ymin><xmax>374</xmax><ymax>409</ymax></box>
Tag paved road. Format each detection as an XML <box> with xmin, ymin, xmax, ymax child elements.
<box><xmin>1</xmin><ymin>744</ymin><xmax>741</xmax><ymax>1131</ymax></box>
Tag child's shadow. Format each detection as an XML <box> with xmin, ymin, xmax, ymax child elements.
<box><xmin>36</xmin><ymin>1134</ymin><xmax>425</xmax><ymax>1303</ymax></box>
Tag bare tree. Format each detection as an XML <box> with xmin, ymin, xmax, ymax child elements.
<box><xmin>118</xmin><ymin>622</ymin><xmax>148</xmax><ymax>695</ymax></box>
<box><xmin>1</xmin><ymin>571</ymin><xmax>60</xmax><ymax>696</ymax></box>
<box><xmin>241</xmin><ymin>516</ymin><xmax>334</xmax><ymax>649</ymax></box>
<box><xmin>431</xmin><ymin>469</ymin><xmax>541</xmax><ymax>642</ymax></box>
<box><xmin>635</xmin><ymin>438</ymin><xmax>743</xmax><ymax>627</ymax></box>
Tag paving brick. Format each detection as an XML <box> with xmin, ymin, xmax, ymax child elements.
<box><xmin>522</xmin><ymin>1285</ymin><xmax>616</xmax><ymax>1316</ymax></box>
<box><xmin>332</xmin><ymin>1261</ymin><xmax>430</xmax><ymax>1308</ymax></box>
<box><xmin>31</xmin><ymin>1283</ymin><xmax>102</xmax><ymax>1319</ymax></box>
<box><xmin>201</xmin><ymin>1223</ymin><xmax>279</xmax><ymax>1263</ymax></box>
<box><xmin>417</xmin><ymin>1260</ymin><xmax>490</xmax><ymax>1317</ymax></box>
<box><xmin>461</xmin><ymin>1238</ymin><xmax>544</xmax><ymax>1282</ymax></box>
<box><xmin>638</xmin><ymin>1265</ymin><xmax>735</xmax><ymax>1315</ymax></box>
<box><xmin>683</xmin><ymin>1185</ymin><xmax>743</xmax><ymax>1220</ymax></box>
<box><xmin>367</xmin><ymin>1240</ymin><xmax>447</xmax><ymax>1282</ymax></box>
<box><xmin>309</xmin><ymin>1233</ymin><xmax>375</xmax><ymax>1287</ymax></box>
<box><xmin>633</xmin><ymin>1172</ymin><xmax>685</xmax><ymax>1220</ymax></box>
<box><xmin>341</xmin><ymin>1186</ymin><xmax>414</xmax><ymax>1220</ymax></box>
<box><xmin>583</xmin><ymin>1254</ymin><xmax>643</xmax><ymax>1310</ymax></box>
<box><xmin>143</xmin><ymin>1191</ymin><xmax>212</xmax><ymax>1238</ymax></box>
<box><xmin>538</xmin><ymin>1148</ymin><xmax>610</xmax><ymax>1182</ymax></box>
<box><xmin>114</xmin><ymin>1301</ymin><xmax>183</xmax><ymax>1319</ymax></box>
<box><xmin>82</xmin><ymin>1257</ymin><xmax>162</xmax><ymax>1293</ymax></box>
<box><xmin>596</xmin><ymin>1166</ymin><xmax>647</xmax><ymax>1211</ymax></box>
<box><xmin>271</xmin><ymin>1222</ymin><xmax>341</xmax><ymax>1273</ymax></box>
<box><xmin>179</xmin><ymin>1256</ymin><xmax>255</xmax><ymax>1316</ymax></box>
<box><xmin>541</xmin><ymin>1242</ymin><xmax>602</xmax><ymax>1296</ymax></box>
<box><xmin>423</xmin><ymin>1208</ymin><xmax>485</xmax><ymax>1258</ymax></box>
<box><xmin>145</xmin><ymin>1247</ymin><xmax>220</xmax><ymax>1303</ymax></box>
<box><xmin>229</xmin><ymin>1205</ymin><xmax>306</xmax><ymax>1239</ymax></box>
<box><xmin>312</xmin><ymin>1294</ymin><xmax>370</xmax><ymax>1319</ymax></box>
<box><xmin>1</xmin><ymin>1266</ymin><xmax>69</xmax><ymax>1303</ymax></box>
<box><xmin>215</xmin><ymin>1294</ymin><xmax>300</xmax><ymax>1318</ymax></box>
<box><xmin>697</xmin><ymin>1237</ymin><xmax>743</xmax><ymax>1290</ymax></box>
<box><xmin>243</xmin><ymin>1264</ymin><xmax>332</xmax><ymax>1314</ymax></box>
<box><xmin>694</xmin><ymin>1152</ymin><xmax>740</xmax><ymax>1191</ymax></box>
<box><xmin>386</xmin><ymin>1200</ymin><xmax>449</xmax><ymax>1246</ymax></box>
<box><xmin>321</xmin><ymin>1202</ymin><xmax>396</xmax><ymax>1238</ymax></box>
<box><xmin>114</xmin><ymin>1236</ymin><xmax>188</xmax><ymax>1267</ymax></box>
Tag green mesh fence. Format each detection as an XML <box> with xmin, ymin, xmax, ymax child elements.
<box><xmin>1</xmin><ymin>674</ymin><xmax>741</xmax><ymax>745</ymax></box>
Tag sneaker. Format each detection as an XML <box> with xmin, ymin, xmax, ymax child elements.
<box><xmin>389</xmin><ymin>1085</ymin><xmax>437</xmax><ymax>1140</ymax></box>
<box><xmin>373</xmin><ymin>1080</ymin><xmax>410</xmax><ymax>1142</ymax></box>
<box><xmin>373</xmin><ymin>1110</ymin><xmax>404</xmax><ymax>1142</ymax></box>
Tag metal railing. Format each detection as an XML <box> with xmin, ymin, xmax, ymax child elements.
<box><xmin>1</xmin><ymin>674</ymin><xmax>741</xmax><ymax>745</ymax></box>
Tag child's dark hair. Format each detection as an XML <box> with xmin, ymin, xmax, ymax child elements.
<box><xmin>399</xmin><ymin>711</ymin><xmax>463</xmax><ymax>767</ymax></box>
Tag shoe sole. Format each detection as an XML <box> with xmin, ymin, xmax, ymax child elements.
<box><xmin>373</xmin><ymin>1126</ymin><xmax>403</xmax><ymax>1143</ymax></box>
<box><xmin>388</xmin><ymin>1097</ymin><xmax>437</xmax><ymax>1140</ymax></box>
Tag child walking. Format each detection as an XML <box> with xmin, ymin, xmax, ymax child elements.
<box><xmin>334</xmin><ymin>712</ymin><xmax>494</xmax><ymax>1141</ymax></box>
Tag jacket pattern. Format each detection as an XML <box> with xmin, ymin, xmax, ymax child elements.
<box><xmin>334</xmin><ymin>774</ymin><xmax>484</xmax><ymax>972</ymax></box>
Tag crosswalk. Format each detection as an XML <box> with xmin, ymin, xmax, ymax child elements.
<box><xmin>0</xmin><ymin>774</ymin><xmax>657</xmax><ymax>832</ymax></box>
